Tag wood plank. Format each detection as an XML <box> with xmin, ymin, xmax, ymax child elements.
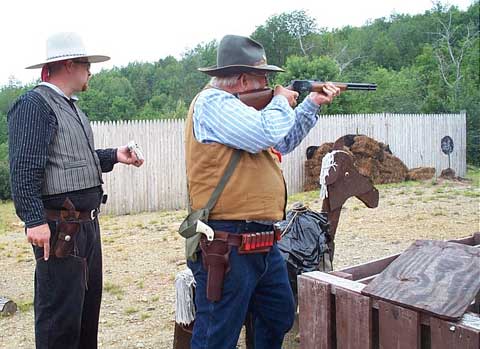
<box><xmin>298</xmin><ymin>275</ymin><xmax>332</xmax><ymax>349</ymax></box>
<box><xmin>430</xmin><ymin>316</ymin><xmax>480</xmax><ymax>349</ymax></box>
<box><xmin>336</xmin><ymin>288</ymin><xmax>372</xmax><ymax>349</ymax></box>
<box><xmin>378</xmin><ymin>300</ymin><xmax>420</xmax><ymax>349</ymax></box>
<box><xmin>357</xmin><ymin>275</ymin><xmax>378</xmax><ymax>285</ymax></box>
<box><xmin>459</xmin><ymin>312</ymin><xmax>480</xmax><ymax>329</ymax></box>
<box><xmin>302</xmin><ymin>271</ymin><xmax>366</xmax><ymax>294</ymax></box>
<box><xmin>362</xmin><ymin>240</ymin><xmax>480</xmax><ymax>320</ymax></box>
<box><xmin>339</xmin><ymin>255</ymin><xmax>398</xmax><ymax>280</ymax></box>
<box><xmin>475</xmin><ymin>232</ymin><xmax>480</xmax><ymax>245</ymax></box>
<box><xmin>329</xmin><ymin>271</ymin><xmax>353</xmax><ymax>280</ymax></box>
<box><xmin>339</xmin><ymin>234</ymin><xmax>478</xmax><ymax>281</ymax></box>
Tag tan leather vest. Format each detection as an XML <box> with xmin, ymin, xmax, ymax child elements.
<box><xmin>185</xmin><ymin>93</ymin><xmax>286</xmax><ymax>220</ymax></box>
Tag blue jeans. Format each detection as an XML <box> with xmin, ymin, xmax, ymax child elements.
<box><xmin>187</xmin><ymin>221</ymin><xmax>295</xmax><ymax>349</ymax></box>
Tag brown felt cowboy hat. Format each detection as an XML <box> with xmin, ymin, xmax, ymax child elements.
<box><xmin>198</xmin><ymin>35</ymin><xmax>284</xmax><ymax>76</ymax></box>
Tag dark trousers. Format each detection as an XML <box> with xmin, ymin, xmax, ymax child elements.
<box><xmin>187</xmin><ymin>221</ymin><xmax>296</xmax><ymax>349</ymax></box>
<box><xmin>33</xmin><ymin>189</ymin><xmax>103</xmax><ymax>349</ymax></box>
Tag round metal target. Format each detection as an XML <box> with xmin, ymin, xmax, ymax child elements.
<box><xmin>441</xmin><ymin>136</ymin><xmax>454</xmax><ymax>155</ymax></box>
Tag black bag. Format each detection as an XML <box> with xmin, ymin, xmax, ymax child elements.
<box><xmin>277</xmin><ymin>203</ymin><xmax>332</xmax><ymax>301</ymax></box>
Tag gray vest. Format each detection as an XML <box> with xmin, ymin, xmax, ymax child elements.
<box><xmin>33</xmin><ymin>85</ymin><xmax>103</xmax><ymax>195</ymax></box>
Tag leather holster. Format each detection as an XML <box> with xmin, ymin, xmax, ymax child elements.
<box><xmin>199</xmin><ymin>236</ymin><xmax>231</xmax><ymax>302</ymax></box>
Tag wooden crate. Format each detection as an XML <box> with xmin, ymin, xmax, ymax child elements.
<box><xmin>298</xmin><ymin>233</ymin><xmax>480</xmax><ymax>349</ymax></box>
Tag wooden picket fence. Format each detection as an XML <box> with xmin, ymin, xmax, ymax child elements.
<box><xmin>91</xmin><ymin>112</ymin><xmax>467</xmax><ymax>215</ymax></box>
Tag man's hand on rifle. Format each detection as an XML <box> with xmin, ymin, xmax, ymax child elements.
<box><xmin>274</xmin><ymin>85</ymin><xmax>299</xmax><ymax>107</ymax></box>
<box><xmin>308</xmin><ymin>82</ymin><xmax>341</xmax><ymax>106</ymax></box>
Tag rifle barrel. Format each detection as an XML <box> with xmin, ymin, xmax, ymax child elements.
<box><xmin>291</xmin><ymin>80</ymin><xmax>377</xmax><ymax>93</ymax></box>
<box><xmin>341</xmin><ymin>82</ymin><xmax>377</xmax><ymax>90</ymax></box>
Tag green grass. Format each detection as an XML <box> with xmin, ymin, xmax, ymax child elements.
<box><xmin>377</xmin><ymin>180</ymin><xmax>421</xmax><ymax>190</ymax></box>
<box><xmin>17</xmin><ymin>299</ymin><xmax>34</xmax><ymax>313</ymax></box>
<box><xmin>462</xmin><ymin>191</ymin><xmax>480</xmax><ymax>198</ymax></box>
<box><xmin>287</xmin><ymin>190</ymin><xmax>319</xmax><ymax>205</ymax></box>
<box><xmin>125</xmin><ymin>307</ymin><xmax>138</xmax><ymax>315</ymax></box>
<box><xmin>104</xmin><ymin>281</ymin><xmax>124</xmax><ymax>296</ymax></box>
<box><xmin>466</xmin><ymin>165</ymin><xmax>480</xmax><ymax>188</ymax></box>
<box><xmin>0</xmin><ymin>201</ymin><xmax>17</xmax><ymax>235</ymax></box>
<box><xmin>140</xmin><ymin>312</ymin><xmax>151</xmax><ymax>320</ymax></box>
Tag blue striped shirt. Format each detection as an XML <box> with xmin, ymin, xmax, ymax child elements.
<box><xmin>193</xmin><ymin>88</ymin><xmax>320</xmax><ymax>154</ymax></box>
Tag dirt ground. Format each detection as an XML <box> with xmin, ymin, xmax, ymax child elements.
<box><xmin>0</xmin><ymin>177</ymin><xmax>478</xmax><ymax>349</ymax></box>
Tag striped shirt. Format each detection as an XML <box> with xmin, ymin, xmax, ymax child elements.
<box><xmin>193</xmin><ymin>88</ymin><xmax>320</xmax><ymax>154</ymax></box>
<box><xmin>8</xmin><ymin>86</ymin><xmax>117</xmax><ymax>228</ymax></box>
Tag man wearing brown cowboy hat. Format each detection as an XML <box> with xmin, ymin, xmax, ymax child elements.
<box><xmin>183</xmin><ymin>34</ymin><xmax>341</xmax><ymax>348</ymax></box>
<box><xmin>8</xmin><ymin>32</ymin><xmax>144</xmax><ymax>348</ymax></box>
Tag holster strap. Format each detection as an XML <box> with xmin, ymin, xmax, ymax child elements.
<box><xmin>45</xmin><ymin>208</ymin><xmax>99</xmax><ymax>222</ymax></box>
<box><xmin>213</xmin><ymin>231</ymin><xmax>242</xmax><ymax>246</ymax></box>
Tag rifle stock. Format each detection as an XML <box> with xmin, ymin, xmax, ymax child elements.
<box><xmin>237</xmin><ymin>80</ymin><xmax>377</xmax><ymax>110</ymax></box>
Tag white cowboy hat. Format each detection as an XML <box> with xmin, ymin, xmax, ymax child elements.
<box><xmin>26</xmin><ymin>32</ymin><xmax>110</xmax><ymax>69</ymax></box>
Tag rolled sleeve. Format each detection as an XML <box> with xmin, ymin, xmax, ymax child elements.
<box><xmin>274</xmin><ymin>97</ymin><xmax>321</xmax><ymax>155</ymax></box>
<box><xmin>193</xmin><ymin>89</ymin><xmax>296</xmax><ymax>153</ymax></box>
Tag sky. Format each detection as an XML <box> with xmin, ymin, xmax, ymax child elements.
<box><xmin>0</xmin><ymin>0</ymin><xmax>474</xmax><ymax>87</ymax></box>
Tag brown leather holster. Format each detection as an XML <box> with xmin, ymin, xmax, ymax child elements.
<box><xmin>199</xmin><ymin>236</ymin><xmax>232</xmax><ymax>302</ymax></box>
<box><xmin>45</xmin><ymin>198</ymin><xmax>92</xmax><ymax>258</ymax></box>
<box><xmin>199</xmin><ymin>229</ymin><xmax>279</xmax><ymax>302</ymax></box>
<box><xmin>53</xmin><ymin>220</ymin><xmax>80</xmax><ymax>258</ymax></box>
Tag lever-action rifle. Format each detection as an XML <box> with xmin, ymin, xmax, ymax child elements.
<box><xmin>236</xmin><ymin>80</ymin><xmax>377</xmax><ymax>110</ymax></box>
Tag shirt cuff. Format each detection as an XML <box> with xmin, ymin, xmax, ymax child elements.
<box><xmin>25</xmin><ymin>217</ymin><xmax>47</xmax><ymax>229</ymax></box>
<box><xmin>302</xmin><ymin>97</ymin><xmax>322</xmax><ymax>114</ymax></box>
<box><xmin>270</xmin><ymin>95</ymin><xmax>291</xmax><ymax>109</ymax></box>
<box><xmin>112</xmin><ymin>148</ymin><xmax>118</xmax><ymax>164</ymax></box>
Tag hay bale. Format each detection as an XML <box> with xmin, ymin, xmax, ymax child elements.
<box><xmin>407</xmin><ymin>167</ymin><xmax>436</xmax><ymax>181</ymax></box>
<box><xmin>440</xmin><ymin>168</ymin><xmax>456</xmax><ymax>179</ymax></box>
<box><xmin>311</xmin><ymin>143</ymin><xmax>333</xmax><ymax>162</ymax></box>
<box><xmin>379</xmin><ymin>142</ymin><xmax>392</xmax><ymax>155</ymax></box>
<box><xmin>354</xmin><ymin>157</ymin><xmax>381</xmax><ymax>181</ymax></box>
<box><xmin>351</xmin><ymin>136</ymin><xmax>383</xmax><ymax>160</ymax></box>
<box><xmin>376</xmin><ymin>154</ymin><xmax>408</xmax><ymax>184</ymax></box>
<box><xmin>303</xmin><ymin>135</ymin><xmax>412</xmax><ymax>190</ymax></box>
<box><xmin>304</xmin><ymin>143</ymin><xmax>334</xmax><ymax>191</ymax></box>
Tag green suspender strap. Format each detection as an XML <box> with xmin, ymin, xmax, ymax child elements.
<box><xmin>179</xmin><ymin>149</ymin><xmax>242</xmax><ymax>260</ymax></box>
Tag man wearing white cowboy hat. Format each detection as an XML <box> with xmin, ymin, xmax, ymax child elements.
<box><xmin>8</xmin><ymin>32</ymin><xmax>144</xmax><ymax>348</ymax></box>
<box><xmin>183</xmin><ymin>34</ymin><xmax>341</xmax><ymax>349</ymax></box>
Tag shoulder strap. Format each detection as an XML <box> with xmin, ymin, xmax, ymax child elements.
<box><xmin>204</xmin><ymin>149</ymin><xmax>242</xmax><ymax>212</ymax></box>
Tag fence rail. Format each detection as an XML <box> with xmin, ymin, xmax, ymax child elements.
<box><xmin>92</xmin><ymin>112</ymin><xmax>466</xmax><ymax>215</ymax></box>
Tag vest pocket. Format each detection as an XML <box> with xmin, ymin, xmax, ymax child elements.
<box><xmin>63</xmin><ymin>159</ymin><xmax>87</xmax><ymax>169</ymax></box>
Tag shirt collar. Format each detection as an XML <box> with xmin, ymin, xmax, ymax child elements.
<box><xmin>39</xmin><ymin>82</ymin><xmax>79</xmax><ymax>102</ymax></box>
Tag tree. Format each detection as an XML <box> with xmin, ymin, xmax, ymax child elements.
<box><xmin>252</xmin><ymin>10</ymin><xmax>318</xmax><ymax>67</ymax></box>
<box><xmin>431</xmin><ymin>7</ymin><xmax>479</xmax><ymax>108</ymax></box>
